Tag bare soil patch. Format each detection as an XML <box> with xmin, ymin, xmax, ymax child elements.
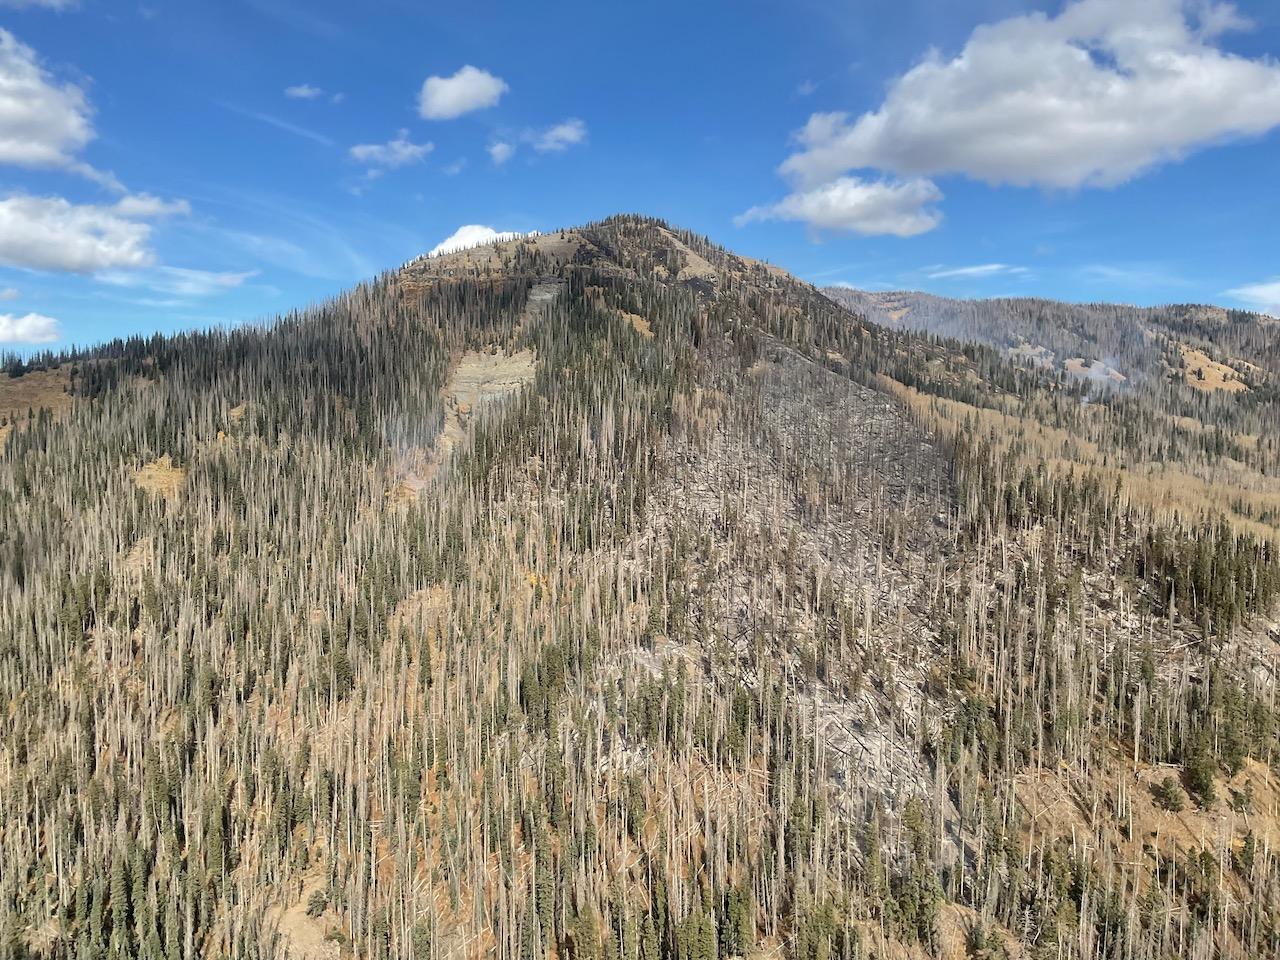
<box><xmin>267</xmin><ymin>876</ymin><xmax>342</xmax><ymax>960</ymax></box>
<box><xmin>134</xmin><ymin>455</ymin><xmax>187</xmax><ymax>498</ymax></box>
<box><xmin>1179</xmin><ymin>344</ymin><xmax>1250</xmax><ymax>393</ymax></box>
<box><xmin>394</xmin><ymin>348</ymin><xmax>538</xmax><ymax>496</ymax></box>
<box><xmin>0</xmin><ymin>366</ymin><xmax>72</xmax><ymax>443</ymax></box>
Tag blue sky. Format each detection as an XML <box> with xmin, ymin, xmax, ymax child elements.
<box><xmin>1</xmin><ymin>0</ymin><xmax>1279</xmax><ymax>350</ymax></box>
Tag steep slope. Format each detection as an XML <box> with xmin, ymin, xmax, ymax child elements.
<box><xmin>826</xmin><ymin>285</ymin><xmax>1280</xmax><ymax>540</ymax></box>
<box><xmin>1</xmin><ymin>216</ymin><xmax>1278</xmax><ymax>960</ymax></box>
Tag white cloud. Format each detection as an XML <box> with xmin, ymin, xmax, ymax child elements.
<box><xmin>779</xmin><ymin>0</ymin><xmax>1280</xmax><ymax>192</ymax></box>
<box><xmin>418</xmin><ymin>65</ymin><xmax>507</xmax><ymax>120</ymax></box>
<box><xmin>1227</xmin><ymin>279</ymin><xmax>1280</xmax><ymax>317</ymax></box>
<box><xmin>736</xmin><ymin>176</ymin><xmax>943</xmax><ymax>238</ymax></box>
<box><xmin>488</xmin><ymin>141</ymin><xmax>514</xmax><ymax>166</ymax></box>
<box><xmin>0</xmin><ymin>194</ymin><xmax>154</xmax><ymax>272</ymax></box>
<box><xmin>285</xmin><ymin>83</ymin><xmax>323</xmax><ymax>100</ymax></box>
<box><xmin>529</xmin><ymin>118</ymin><xmax>586</xmax><ymax>153</ymax></box>
<box><xmin>0</xmin><ymin>287</ymin><xmax>17</xmax><ymax>300</ymax></box>
<box><xmin>428</xmin><ymin>224</ymin><xmax>523</xmax><ymax>257</ymax></box>
<box><xmin>747</xmin><ymin>0</ymin><xmax>1280</xmax><ymax>237</ymax></box>
<box><xmin>97</xmin><ymin>266</ymin><xmax>257</xmax><ymax>297</ymax></box>
<box><xmin>112</xmin><ymin>193</ymin><xmax>191</xmax><ymax>218</ymax></box>
<box><xmin>0</xmin><ymin>311</ymin><xmax>58</xmax><ymax>344</ymax></box>
<box><xmin>0</xmin><ymin>28</ymin><xmax>119</xmax><ymax>188</ymax></box>
<box><xmin>928</xmin><ymin>263</ymin><xmax>1027</xmax><ymax>279</ymax></box>
<box><xmin>349</xmin><ymin>130</ymin><xmax>433</xmax><ymax>170</ymax></box>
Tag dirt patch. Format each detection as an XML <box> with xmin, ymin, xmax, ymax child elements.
<box><xmin>657</xmin><ymin>227</ymin><xmax>717</xmax><ymax>282</ymax></box>
<box><xmin>395</xmin><ymin>348</ymin><xmax>538</xmax><ymax>495</ymax></box>
<box><xmin>736</xmin><ymin>255</ymin><xmax>791</xmax><ymax>282</ymax></box>
<box><xmin>399</xmin><ymin>232</ymin><xmax>584</xmax><ymax>295</ymax></box>
<box><xmin>0</xmin><ymin>366</ymin><xmax>72</xmax><ymax>443</ymax></box>
<box><xmin>1017</xmin><ymin>756</ymin><xmax>1280</xmax><ymax>903</ymax></box>
<box><xmin>134</xmin><ymin>455</ymin><xmax>186</xmax><ymax>499</ymax></box>
<box><xmin>621</xmin><ymin>311</ymin><xmax>653</xmax><ymax>338</ymax></box>
<box><xmin>1179</xmin><ymin>344</ymin><xmax>1250</xmax><ymax>393</ymax></box>
<box><xmin>122</xmin><ymin>537</ymin><xmax>154</xmax><ymax>579</ymax></box>
<box><xmin>388</xmin><ymin>585</ymin><xmax>449</xmax><ymax>638</ymax></box>
<box><xmin>444</xmin><ymin>348</ymin><xmax>537</xmax><ymax>427</ymax></box>
<box><xmin>267</xmin><ymin>876</ymin><xmax>342</xmax><ymax>960</ymax></box>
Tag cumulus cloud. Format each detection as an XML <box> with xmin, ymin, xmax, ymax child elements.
<box><xmin>418</xmin><ymin>66</ymin><xmax>507</xmax><ymax>120</ymax></box>
<box><xmin>0</xmin><ymin>28</ymin><xmax>119</xmax><ymax>188</ymax></box>
<box><xmin>0</xmin><ymin>194</ymin><xmax>155</xmax><ymax>272</ymax></box>
<box><xmin>97</xmin><ymin>266</ymin><xmax>257</xmax><ymax>297</ymax></box>
<box><xmin>746</xmin><ymin>0</ymin><xmax>1280</xmax><ymax>237</ymax></box>
<box><xmin>349</xmin><ymin>130</ymin><xmax>433</xmax><ymax>171</ymax></box>
<box><xmin>284</xmin><ymin>83</ymin><xmax>323</xmax><ymax>100</ymax></box>
<box><xmin>488</xmin><ymin>141</ymin><xmax>514</xmax><ymax>166</ymax></box>
<box><xmin>529</xmin><ymin>118</ymin><xmax>586</xmax><ymax>153</ymax></box>
<box><xmin>786</xmin><ymin>0</ymin><xmax>1280</xmax><ymax>189</ymax></box>
<box><xmin>0</xmin><ymin>287</ymin><xmax>17</xmax><ymax>300</ymax></box>
<box><xmin>428</xmin><ymin>224</ymin><xmax>523</xmax><ymax>257</ymax></box>
<box><xmin>1227</xmin><ymin>279</ymin><xmax>1280</xmax><ymax>317</ymax></box>
<box><xmin>0</xmin><ymin>311</ymin><xmax>59</xmax><ymax>344</ymax></box>
<box><xmin>736</xmin><ymin>176</ymin><xmax>943</xmax><ymax>238</ymax></box>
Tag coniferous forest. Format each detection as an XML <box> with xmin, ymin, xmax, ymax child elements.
<box><xmin>2</xmin><ymin>216</ymin><xmax>1279</xmax><ymax>960</ymax></box>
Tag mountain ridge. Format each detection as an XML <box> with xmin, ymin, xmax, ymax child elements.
<box><xmin>2</xmin><ymin>214</ymin><xmax>1279</xmax><ymax>960</ymax></box>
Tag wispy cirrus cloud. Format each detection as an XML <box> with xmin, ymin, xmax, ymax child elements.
<box><xmin>1080</xmin><ymin>262</ymin><xmax>1193</xmax><ymax>290</ymax></box>
<box><xmin>927</xmin><ymin>263</ymin><xmax>1028</xmax><ymax>280</ymax></box>
<box><xmin>284</xmin><ymin>83</ymin><xmax>343</xmax><ymax>104</ymax></box>
<box><xmin>1226</xmin><ymin>279</ymin><xmax>1280</xmax><ymax>317</ymax></box>
<box><xmin>97</xmin><ymin>265</ymin><xmax>258</xmax><ymax>298</ymax></box>
<box><xmin>219</xmin><ymin>101</ymin><xmax>334</xmax><ymax>146</ymax></box>
<box><xmin>528</xmin><ymin>118</ymin><xmax>586</xmax><ymax>153</ymax></box>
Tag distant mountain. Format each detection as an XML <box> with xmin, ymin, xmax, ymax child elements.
<box><xmin>2</xmin><ymin>216</ymin><xmax>1279</xmax><ymax>960</ymax></box>
<box><xmin>824</xmin><ymin>285</ymin><xmax>1276</xmax><ymax>393</ymax></box>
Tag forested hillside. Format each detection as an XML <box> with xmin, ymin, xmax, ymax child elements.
<box><xmin>2</xmin><ymin>216</ymin><xmax>1278</xmax><ymax>960</ymax></box>
<box><xmin>825</xmin><ymin>286</ymin><xmax>1280</xmax><ymax>541</ymax></box>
